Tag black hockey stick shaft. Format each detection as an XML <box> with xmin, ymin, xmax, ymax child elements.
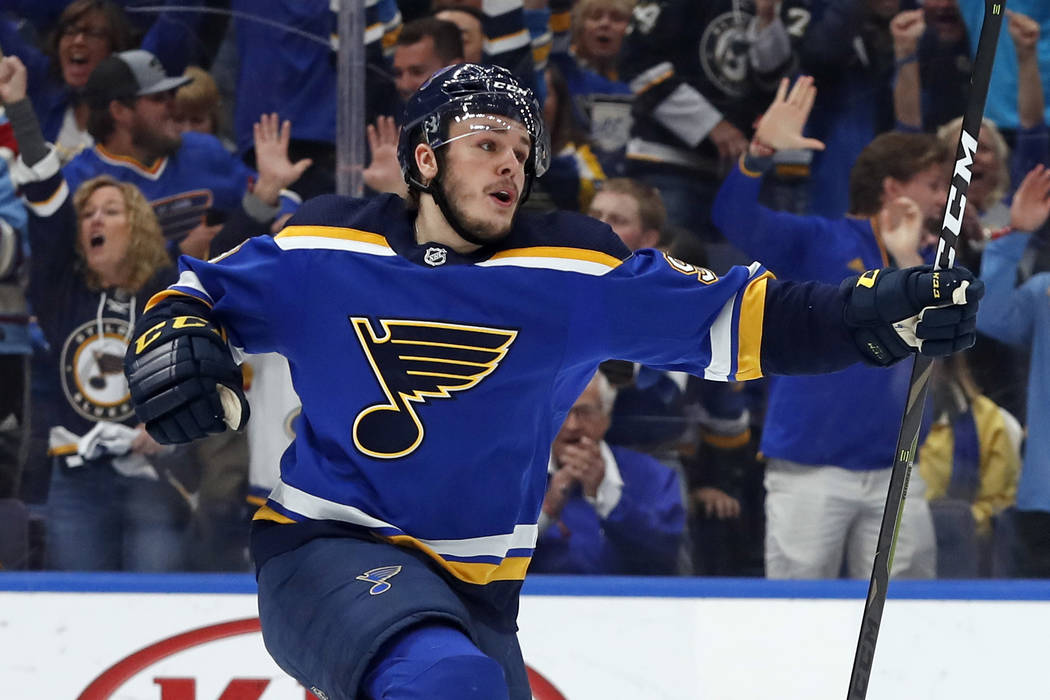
<box><xmin>846</xmin><ymin>3</ymin><xmax>1005</xmax><ymax>699</ymax></box>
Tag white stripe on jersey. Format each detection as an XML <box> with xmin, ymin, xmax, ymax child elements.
<box><xmin>269</xmin><ymin>479</ymin><xmax>539</xmax><ymax>557</ymax></box>
<box><xmin>171</xmin><ymin>270</ymin><xmax>215</xmax><ymax>303</ymax></box>
<box><xmin>704</xmin><ymin>262</ymin><xmax>766</xmax><ymax>381</ymax></box>
<box><xmin>704</xmin><ymin>293</ymin><xmax>736</xmax><ymax>381</ymax></box>
<box><xmin>24</xmin><ymin>179</ymin><xmax>69</xmax><ymax>217</ymax></box>
<box><xmin>483</xmin><ymin>0</ymin><xmax>522</xmax><ymax>15</ymax></box>
<box><xmin>476</xmin><ymin>256</ymin><xmax>616</xmax><ymax>275</ymax></box>
<box><xmin>275</xmin><ymin>235</ymin><xmax>397</xmax><ymax>256</ymax></box>
<box><xmin>484</xmin><ymin>30</ymin><xmax>531</xmax><ymax>56</ymax></box>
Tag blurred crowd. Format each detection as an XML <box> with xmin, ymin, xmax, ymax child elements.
<box><xmin>0</xmin><ymin>0</ymin><xmax>1048</xmax><ymax>581</ymax></box>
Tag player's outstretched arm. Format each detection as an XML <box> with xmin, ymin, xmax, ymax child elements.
<box><xmin>759</xmin><ymin>265</ymin><xmax>984</xmax><ymax>376</ymax></box>
<box><xmin>124</xmin><ymin>298</ymin><xmax>249</xmax><ymax>445</ymax></box>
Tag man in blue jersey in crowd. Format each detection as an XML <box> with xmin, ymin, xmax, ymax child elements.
<box><xmin>122</xmin><ymin>66</ymin><xmax>981</xmax><ymax>699</ymax></box>
<box><xmin>712</xmin><ymin>76</ymin><xmax>951</xmax><ymax>579</ymax></box>
<box><xmin>66</xmin><ymin>49</ymin><xmax>307</xmax><ymax>256</ymax></box>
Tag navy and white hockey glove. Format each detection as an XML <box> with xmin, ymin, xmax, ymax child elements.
<box><xmin>842</xmin><ymin>265</ymin><xmax>984</xmax><ymax>367</ymax></box>
<box><xmin>124</xmin><ymin>301</ymin><xmax>249</xmax><ymax>444</ymax></box>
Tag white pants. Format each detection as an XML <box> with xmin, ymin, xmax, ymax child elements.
<box><xmin>764</xmin><ymin>459</ymin><xmax>936</xmax><ymax>579</ymax></box>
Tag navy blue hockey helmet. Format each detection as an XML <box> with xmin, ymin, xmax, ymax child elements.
<box><xmin>397</xmin><ymin>63</ymin><xmax>551</xmax><ymax>199</ymax></box>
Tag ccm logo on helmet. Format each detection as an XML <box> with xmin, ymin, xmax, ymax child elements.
<box><xmin>491</xmin><ymin>79</ymin><xmax>532</xmax><ymax>98</ymax></box>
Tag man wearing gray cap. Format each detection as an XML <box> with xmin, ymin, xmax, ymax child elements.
<box><xmin>56</xmin><ymin>49</ymin><xmax>310</xmax><ymax>258</ymax></box>
<box><xmin>81</xmin><ymin>49</ymin><xmax>192</xmax><ymax>163</ymax></box>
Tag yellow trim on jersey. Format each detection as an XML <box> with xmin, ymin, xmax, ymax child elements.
<box><xmin>774</xmin><ymin>163</ymin><xmax>810</xmax><ymax>178</ymax></box>
<box><xmin>625</xmin><ymin>152</ymin><xmax>668</xmax><ymax>163</ymax></box>
<box><xmin>253</xmin><ymin>505</ymin><xmax>296</xmax><ymax>523</ymax></box>
<box><xmin>47</xmin><ymin>443</ymin><xmax>78</xmax><ymax>457</ymax></box>
<box><xmin>575</xmin><ymin>144</ymin><xmax>606</xmax><ymax>212</ymax></box>
<box><xmin>382</xmin><ymin>25</ymin><xmax>401</xmax><ymax>52</ymax></box>
<box><xmin>735</xmin><ymin>272</ymin><xmax>772</xmax><ymax>381</ymax></box>
<box><xmin>145</xmin><ymin>288</ymin><xmax>213</xmax><ymax>312</ymax></box>
<box><xmin>486</xmin><ymin>28</ymin><xmax>530</xmax><ymax>46</ymax></box>
<box><xmin>275</xmin><ymin>225</ymin><xmax>393</xmax><ymax>249</ymax></box>
<box><xmin>96</xmin><ymin>144</ymin><xmax>165</xmax><ymax>174</ymax></box>
<box><xmin>27</xmin><ymin>180</ymin><xmax>68</xmax><ymax>209</ymax></box>
<box><xmin>532</xmin><ymin>42</ymin><xmax>551</xmax><ymax>66</ymax></box>
<box><xmin>738</xmin><ymin>153</ymin><xmax>766</xmax><ymax>179</ymax></box>
<box><xmin>869</xmin><ymin>215</ymin><xmax>891</xmax><ymax>267</ymax></box>
<box><xmin>487</xmin><ymin>246</ymin><xmax>623</xmax><ymax>269</ymax></box>
<box><xmin>385</xmin><ymin>534</ymin><xmax>531</xmax><ymax>584</ymax></box>
<box><xmin>250</xmin><ymin>508</ymin><xmax>531</xmax><ymax>583</ymax></box>
<box><xmin>549</xmin><ymin>10</ymin><xmax>572</xmax><ymax>33</ymax></box>
<box><xmin>702</xmin><ymin>429</ymin><xmax>752</xmax><ymax>449</ymax></box>
<box><xmin>635</xmin><ymin>66</ymin><xmax>673</xmax><ymax>94</ymax></box>
<box><xmin>246</xmin><ymin>494</ymin><xmax>268</xmax><ymax>507</ymax></box>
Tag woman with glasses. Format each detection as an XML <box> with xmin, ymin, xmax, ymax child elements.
<box><xmin>0</xmin><ymin>0</ymin><xmax>200</xmax><ymax>162</ymax></box>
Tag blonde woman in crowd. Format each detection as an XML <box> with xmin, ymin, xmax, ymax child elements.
<box><xmin>2</xmin><ymin>55</ymin><xmax>187</xmax><ymax>570</ymax></box>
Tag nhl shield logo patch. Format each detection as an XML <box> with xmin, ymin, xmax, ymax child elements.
<box><xmin>424</xmin><ymin>247</ymin><xmax>447</xmax><ymax>266</ymax></box>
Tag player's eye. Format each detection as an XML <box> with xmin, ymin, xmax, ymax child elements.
<box><xmin>514</xmin><ymin>149</ymin><xmax>528</xmax><ymax>164</ymax></box>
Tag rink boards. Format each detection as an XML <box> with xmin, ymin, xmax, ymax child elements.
<box><xmin>0</xmin><ymin>574</ymin><xmax>1048</xmax><ymax>699</ymax></box>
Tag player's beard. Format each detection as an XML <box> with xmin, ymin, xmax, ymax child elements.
<box><xmin>130</xmin><ymin>118</ymin><xmax>182</xmax><ymax>162</ymax></box>
<box><xmin>438</xmin><ymin>169</ymin><xmax>517</xmax><ymax>244</ymax></box>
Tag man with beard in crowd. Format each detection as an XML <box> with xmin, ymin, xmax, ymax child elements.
<box><xmin>63</xmin><ymin>50</ymin><xmax>307</xmax><ymax>259</ymax></box>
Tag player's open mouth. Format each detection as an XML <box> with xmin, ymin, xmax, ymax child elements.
<box><xmin>89</xmin><ymin>234</ymin><xmax>106</xmax><ymax>248</ymax></box>
<box><xmin>489</xmin><ymin>189</ymin><xmax>516</xmax><ymax>207</ymax></box>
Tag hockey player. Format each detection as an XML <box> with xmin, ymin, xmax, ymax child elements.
<box><xmin>124</xmin><ymin>65</ymin><xmax>982</xmax><ymax>699</ymax></box>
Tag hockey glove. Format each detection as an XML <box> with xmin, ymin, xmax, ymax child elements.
<box><xmin>124</xmin><ymin>302</ymin><xmax>249</xmax><ymax>444</ymax></box>
<box><xmin>842</xmin><ymin>265</ymin><xmax>984</xmax><ymax>367</ymax></box>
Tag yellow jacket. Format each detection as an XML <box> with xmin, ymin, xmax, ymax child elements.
<box><xmin>919</xmin><ymin>395</ymin><xmax>1022</xmax><ymax>536</ymax></box>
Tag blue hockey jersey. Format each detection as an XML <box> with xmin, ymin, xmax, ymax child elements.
<box><xmin>62</xmin><ymin>133</ymin><xmax>298</xmax><ymax>243</ymax></box>
<box><xmin>150</xmin><ymin>193</ymin><xmax>775</xmax><ymax>593</ymax></box>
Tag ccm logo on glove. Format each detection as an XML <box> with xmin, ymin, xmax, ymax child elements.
<box><xmin>134</xmin><ymin>316</ymin><xmax>224</xmax><ymax>354</ymax></box>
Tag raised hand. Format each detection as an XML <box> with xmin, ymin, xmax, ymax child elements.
<box><xmin>0</xmin><ymin>55</ymin><xmax>28</xmax><ymax>104</ymax></box>
<box><xmin>178</xmin><ymin>219</ymin><xmax>223</xmax><ymax>259</ymax></box>
<box><xmin>363</xmin><ymin>115</ymin><xmax>408</xmax><ymax>197</ymax></box>
<box><xmin>253</xmin><ymin>113</ymin><xmax>312</xmax><ymax>205</ymax></box>
<box><xmin>879</xmin><ymin>196</ymin><xmax>924</xmax><ymax>267</ymax></box>
<box><xmin>752</xmin><ymin>76</ymin><xmax>826</xmax><ymax>154</ymax></box>
<box><xmin>1007</xmin><ymin>9</ymin><xmax>1040</xmax><ymax>57</ymax></box>
<box><xmin>553</xmin><ymin>436</ymin><xmax>606</xmax><ymax>499</ymax></box>
<box><xmin>541</xmin><ymin>467</ymin><xmax>577</xmax><ymax>520</ymax></box>
<box><xmin>1010</xmin><ymin>163</ymin><xmax>1050</xmax><ymax>233</ymax></box>
<box><xmin>890</xmin><ymin>9</ymin><xmax>926</xmax><ymax>57</ymax></box>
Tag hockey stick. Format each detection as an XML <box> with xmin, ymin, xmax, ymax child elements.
<box><xmin>846</xmin><ymin>2</ymin><xmax>1005</xmax><ymax>699</ymax></box>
